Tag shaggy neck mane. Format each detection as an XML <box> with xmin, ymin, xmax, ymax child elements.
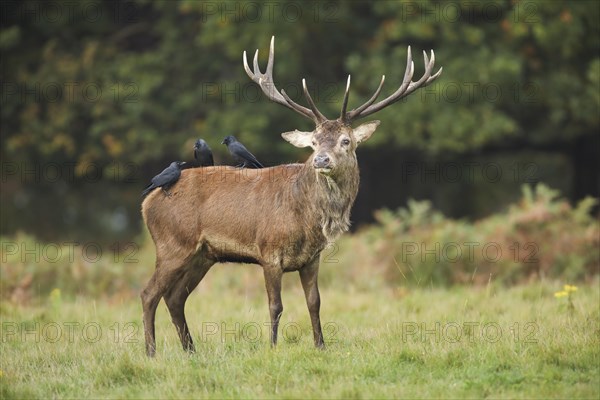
<box><xmin>291</xmin><ymin>157</ymin><xmax>360</xmax><ymax>242</ymax></box>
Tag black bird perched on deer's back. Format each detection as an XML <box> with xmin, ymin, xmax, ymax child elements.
<box><xmin>142</xmin><ymin>161</ymin><xmax>184</xmax><ymax>198</ymax></box>
<box><xmin>194</xmin><ymin>139</ymin><xmax>214</xmax><ymax>167</ymax></box>
<box><xmin>222</xmin><ymin>135</ymin><xmax>264</xmax><ymax>168</ymax></box>
<box><xmin>181</xmin><ymin>138</ymin><xmax>214</xmax><ymax>171</ymax></box>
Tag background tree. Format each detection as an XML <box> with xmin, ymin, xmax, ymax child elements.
<box><xmin>1</xmin><ymin>0</ymin><xmax>598</xmax><ymax>243</ymax></box>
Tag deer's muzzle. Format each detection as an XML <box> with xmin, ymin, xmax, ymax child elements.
<box><xmin>313</xmin><ymin>154</ymin><xmax>332</xmax><ymax>170</ymax></box>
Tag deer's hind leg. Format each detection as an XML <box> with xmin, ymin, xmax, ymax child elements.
<box><xmin>141</xmin><ymin>255</ymin><xmax>187</xmax><ymax>357</ymax></box>
<box><xmin>163</xmin><ymin>258</ymin><xmax>214</xmax><ymax>353</ymax></box>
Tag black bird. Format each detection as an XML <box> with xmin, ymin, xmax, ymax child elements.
<box><xmin>142</xmin><ymin>161</ymin><xmax>184</xmax><ymax>198</ymax></box>
<box><xmin>221</xmin><ymin>135</ymin><xmax>264</xmax><ymax>169</ymax></box>
<box><xmin>194</xmin><ymin>139</ymin><xmax>214</xmax><ymax>167</ymax></box>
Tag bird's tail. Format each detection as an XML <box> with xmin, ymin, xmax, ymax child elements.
<box><xmin>248</xmin><ymin>160</ymin><xmax>264</xmax><ymax>169</ymax></box>
<box><xmin>141</xmin><ymin>186</ymin><xmax>153</xmax><ymax>198</ymax></box>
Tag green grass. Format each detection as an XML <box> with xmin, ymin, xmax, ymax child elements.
<box><xmin>1</xmin><ymin>266</ymin><xmax>599</xmax><ymax>399</ymax></box>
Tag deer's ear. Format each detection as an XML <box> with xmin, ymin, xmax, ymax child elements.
<box><xmin>352</xmin><ymin>120</ymin><xmax>380</xmax><ymax>144</ymax></box>
<box><xmin>281</xmin><ymin>130</ymin><xmax>313</xmax><ymax>148</ymax></box>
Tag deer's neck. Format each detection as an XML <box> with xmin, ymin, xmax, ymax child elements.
<box><xmin>293</xmin><ymin>158</ymin><xmax>360</xmax><ymax>242</ymax></box>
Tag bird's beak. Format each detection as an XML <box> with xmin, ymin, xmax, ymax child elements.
<box><xmin>221</xmin><ymin>140</ymin><xmax>225</xmax><ymax>145</ymax></box>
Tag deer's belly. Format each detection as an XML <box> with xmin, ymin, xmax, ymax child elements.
<box><xmin>198</xmin><ymin>229</ymin><xmax>324</xmax><ymax>271</ymax></box>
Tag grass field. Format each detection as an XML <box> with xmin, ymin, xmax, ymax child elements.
<box><xmin>1</xmin><ymin>263</ymin><xmax>598</xmax><ymax>399</ymax></box>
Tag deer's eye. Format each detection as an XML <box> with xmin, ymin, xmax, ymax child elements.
<box><xmin>341</xmin><ymin>138</ymin><xmax>351</xmax><ymax>146</ymax></box>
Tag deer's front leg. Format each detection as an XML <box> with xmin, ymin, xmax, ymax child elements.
<box><xmin>263</xmin><ymin>266</ymin><xmax>283</xmax><ymax>346</ymax></box>
<box><xmin>299</xmin><ymin>256</ymin><xmax>324</xmax><ymax>348</ymax></box>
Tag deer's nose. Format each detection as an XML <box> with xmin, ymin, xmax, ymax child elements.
<box><xmin>313</xmin><ymin>154</ymin><xmax>331</xmax><ymax>168</ymax></box>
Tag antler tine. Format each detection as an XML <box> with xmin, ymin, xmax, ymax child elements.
<box><xmin>346</xmin><ymin>74</ymin><xmax>386</xmax><ymax>120</ymax></box>
<box><xmin>281</xmin><ymin>89</ymin><xmax>314</xmax><ymax>119</ymax></box>
<box><xmin>391</xmin><ymin>46</ymin><xmax>416</xmax><ymax>99</ymax></box>
<box><xmin>348</xmin><ymin>45</ymin><xmax>442</xmax><ymax>121</ymax></box>
<box><xmin>242</xmin><ymin>36</ymin><xmax>320</xmax><ymax>123</ymax></box>
<box><xmin>243</xmin><ymin>50</ymin><xmax>255</xmax><ymax>81</ymax></box>
<box><xmin>340</xmin><ymin>75</ymin><xmax>351</xmax><ymax>120</ymax></box>
<box><xmin>253</xmin><ymin>49</ymin><xmax>260</xmax><ymax>75</ymax></box>
<box><xmin>302</xmin><ymin>79</ymin><xmax>327</xmax><ymax>123</ymax></box>
<box><xmin>429</xmin><ymin>65</ymin><xmax>443</xmax><ymax>83</ymax></box>
<box><xmin>423</xmin><ymin>50</ymin><xmax>442</xmax><ymax>84</ymax></box>
<box><xmin>266</xmin><ymin>35</ymin><xmax>274</xmax><ymax>76</ymax></box>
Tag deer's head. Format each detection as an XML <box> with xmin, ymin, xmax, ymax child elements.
<box><xmin>244</xmin><ymin>37</ymin><xmax>442</xmax><ymax>178</ymax></box>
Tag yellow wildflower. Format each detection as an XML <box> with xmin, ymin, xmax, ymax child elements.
<box><xmin>554</xmin><ymin>291</ymin><xmax>568</xmax><ymax>298</ymax></box>
<box><xmin>564</xmin><ymin>285</ymin><xmax>578</xmax><ymax>293</ymax></box>
<box><xmin>50</xmin><ymin>288</ymin><xmax>61</xmax><ymax>300</ymax></box>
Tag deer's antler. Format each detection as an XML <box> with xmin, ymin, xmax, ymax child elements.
<box><xmin>243</xmin><ymin>36</ymin><xmax>326</xmax><ymax>124</ymax></box>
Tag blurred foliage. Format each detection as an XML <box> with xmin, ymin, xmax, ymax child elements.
<box><xmin>346</xmin><ymin>183</ymin><xmax>599</xmax><ymax>287</ymax></box>
<box><xmin>1</xmin><ymin>0</ymin><xmax>598</xmax><ymax>242</ymax></box>
<box><xmin>1</xmin><ymin>184</ymin><xmax>597</xmax><ymax>304</ymax></box>
<box><xmin>0</xmin><ymin>230</ymin><xmax>153</xmax><ymax>303</ymax></box>
<box><xmin>2</xmin><ymin>0</ymin><xmax>598</xmax><ymax>163</ymax></box>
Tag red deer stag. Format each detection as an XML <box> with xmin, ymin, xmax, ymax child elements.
<box><xmin>141</xmin><ymin>37</ymin><xmax>442</xmax><ymax>356</ymax></box>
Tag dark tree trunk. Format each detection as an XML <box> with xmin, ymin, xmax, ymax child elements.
<box><xmin>570</xmin><ymin>133</ymin><xmax>600</xmax><ymax>204</ymax></box>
